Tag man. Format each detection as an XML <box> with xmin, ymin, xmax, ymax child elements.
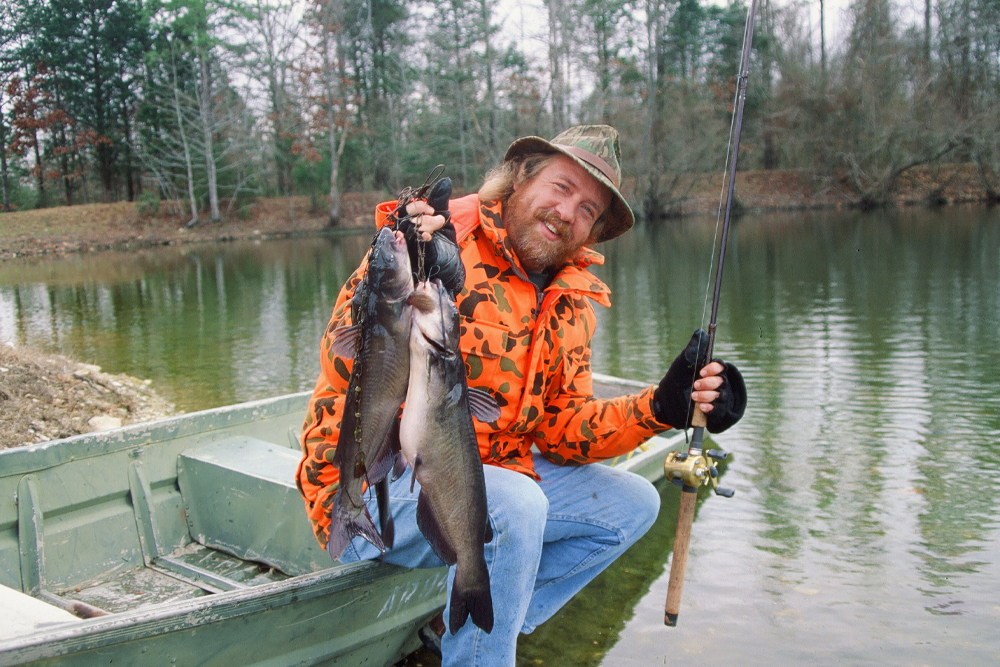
<box><xmin>297</xmin><ymin>125</ymin><xmax>746</xmax><ymax>666</ymax></box>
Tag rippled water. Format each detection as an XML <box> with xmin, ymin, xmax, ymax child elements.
<box><xmin>1</xmin><ymin>206</ymin><xmax>998</xmax><ymax>666</ymax></box>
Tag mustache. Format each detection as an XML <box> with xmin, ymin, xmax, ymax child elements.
<box><xmin>534</xmin><ymin>209</ymin><xmax>569</xmax><ymax>240</ymax></box>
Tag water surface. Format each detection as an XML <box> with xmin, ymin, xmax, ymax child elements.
<box><xmin>1</xmin><ymin>206</ymin><xmax>998</xmax><ymax>666</ymax></box>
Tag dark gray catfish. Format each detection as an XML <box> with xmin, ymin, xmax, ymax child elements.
<box><xmin>400</xmin><ymin>279</ymin><xmax>500</xmax><ymax>634</ymax></box>
<box><xmin>327</xmin><ymin>226</ymin><xmax>413</xmax><ymax>559</ymax></box>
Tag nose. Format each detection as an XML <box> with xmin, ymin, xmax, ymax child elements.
<box><xmin>553</xmin><ymin>199</ymin><xmax>575</xmax><ymax>225</ymax></box>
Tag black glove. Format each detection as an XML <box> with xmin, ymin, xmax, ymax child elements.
<box><xmin>653</xmin><ymin>329</ymin><xmax>747</xmax><ymax>433</ymax></box>
<box><xmin>395</xmin><ymin>178</ymin><xmax>465</xmax><ymax>296</ymax></box>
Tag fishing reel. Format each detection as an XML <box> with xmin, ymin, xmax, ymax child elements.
<box><xmin>663</xmin><ymin>449</ymin><xmax>734</xmax><ymax>497</ymax></box>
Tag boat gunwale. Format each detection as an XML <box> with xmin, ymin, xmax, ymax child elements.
<box><xmin>0</xmin><ymin>391</ymin><xmax>313</xmax><ymax>478</ymax></box>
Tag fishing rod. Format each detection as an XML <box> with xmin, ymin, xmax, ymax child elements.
<box><xmin>662</xmin><ymin>0</ymin><xmax>759</xmax><ymax>628</ymax></box>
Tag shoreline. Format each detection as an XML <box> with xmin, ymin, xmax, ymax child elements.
<box><xmin>1</xmin><ymin>166</ymin><xmax>996</xmax><ymax>262</ymax></box>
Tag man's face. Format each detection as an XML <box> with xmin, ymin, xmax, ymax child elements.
<box><xmin>504</xmin><ymin>154</ymin><xmax>612</xmax><ymax>272</ymax></box>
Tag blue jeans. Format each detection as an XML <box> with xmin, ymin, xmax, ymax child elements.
<box><xmin>338</xmin><ymin>452</ymin><xmax>661</xmax><ymax>667</ymax></box>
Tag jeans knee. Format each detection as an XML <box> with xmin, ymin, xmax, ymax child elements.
<box><xmin>620</xmin><ymin>473</ymin><xmax>661</xmax><ymax>537</ymax></box>
<box><xmin>486</xmin><ymin>474</ymin><xmax>548</xmax><ymax>551</ymax></box>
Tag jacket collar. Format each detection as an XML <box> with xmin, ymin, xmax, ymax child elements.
<box><xmin>476</xmin><ymin>199</ymin><xmax>613</xmax><ymax>308</ymax></box>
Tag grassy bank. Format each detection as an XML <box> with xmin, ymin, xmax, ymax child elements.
<box><xmin>0</xmin><ymin>193</ymin><xmax>386</xmax><ymax>260</ymax></box>
<box><xmin>0</xmin><ymin>166</ymin><xmax>994</xmax><ymax>261</ymax></box>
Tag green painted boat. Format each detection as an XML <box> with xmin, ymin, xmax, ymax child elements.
<box><xmin>0</xmin><ymin>373</ymin><xmax>683</xmax><ymax>667</ymax></box>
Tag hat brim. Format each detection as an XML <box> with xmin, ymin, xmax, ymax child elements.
<box><xmin>504</xmin><ymin>136</ymin><xmax>634</xmax><ymax>243</ymax></box>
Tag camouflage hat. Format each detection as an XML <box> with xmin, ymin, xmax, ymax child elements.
<box><xmin>504</xmin><ymin>124</ymin><xmax>634</xmax><ymax>242</ymax></box>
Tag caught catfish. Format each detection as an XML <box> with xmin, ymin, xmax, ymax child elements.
<box><xmin>327</xmin><ymin>226</ymin><xmax>414</xmax><ymax>559</ymax></box>
<box><xmin>400</xmin><ymin>279</ymin><xmax>501</xmax><ymax>634</ymax></box>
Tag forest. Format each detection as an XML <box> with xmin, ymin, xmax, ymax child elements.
<box><xmin>0</xmin><ymin>0</ymin><xmax>998</xmax><ymax>225</ymax></box>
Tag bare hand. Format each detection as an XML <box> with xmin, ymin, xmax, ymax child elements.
<box><xmin>404</xmin><ymin>201</ymin><xmax>446</xmax><ymax>241</ymax></box>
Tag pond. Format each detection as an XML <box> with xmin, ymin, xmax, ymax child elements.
<box><xmin>1</xmin><ymin>205</ymin><xmax>998</xmax><ymax>666</ymax></box>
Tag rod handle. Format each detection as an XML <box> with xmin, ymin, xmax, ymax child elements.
<box><xmin>691</xmin><ymin>403</ymin><xmax>708</xmax><ymax>429</ymax></box>
<box><xmin>665</xmin><ymin>486</ymin><xmax>698</xmax><ymax>626</ymax></box>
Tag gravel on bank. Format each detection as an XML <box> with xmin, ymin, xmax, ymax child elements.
<box><xmin>0</xmin><ymin>344</ymin><xmax>177</xmax><ymax>449</ymax></box>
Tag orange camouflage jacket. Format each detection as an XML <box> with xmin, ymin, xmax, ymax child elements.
<box><xmin>296</xmin><ymin>194</ymin><xmax>670</xmax><ymax>547</ymax></box>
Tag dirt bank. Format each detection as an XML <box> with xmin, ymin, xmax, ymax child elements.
<box><xmin>647</xmin><ymin>163</ymin><xmax>993</xmax><ymax>217</ymax></box>
<box><xmin>0</xmin><ymin>345</ymin><xmax>177</xmax><ymax>449</ymax></box>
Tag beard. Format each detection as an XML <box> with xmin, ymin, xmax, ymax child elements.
<box><xmin>503</xmin><ymin>190</ymin><xmax>582</xmax><ymax>272</ymax></box>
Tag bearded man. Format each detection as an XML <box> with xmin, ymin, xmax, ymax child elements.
<box><xmin>297</xmin><ymin>125</ymin><xmax>747</xmax><ymax>666</ymax></box>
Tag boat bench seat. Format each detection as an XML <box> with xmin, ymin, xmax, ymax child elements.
<box><xmin>0</xmin><ymin>583</ymin><xmax>78</xmax><ymax>641</ymax></box>
<box><xmin>177</xmin><ymin>436</ymin><xmax>331</xmax><ymax>577</ymax></box>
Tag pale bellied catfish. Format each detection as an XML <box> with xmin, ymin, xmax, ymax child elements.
<box><xmin>327</xmin><ymin>226</ymin><xmax>414</xmax><ymax>559</ymax></box>
<box><xmin>401</xmin><ymin>279</ymin><xmax>501</xmax><ymax>634</ymax></box>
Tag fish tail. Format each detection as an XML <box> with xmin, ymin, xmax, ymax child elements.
<box><xmin>448</xmin><ymin>563</ymin><xmax>494</xmax><ymax>634</ymax></box>
<box><xmin>327</xmin><ymin>490</ymin><xmax>386</xmax><ymax>560</ymax></box>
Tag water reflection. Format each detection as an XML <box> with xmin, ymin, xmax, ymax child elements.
<box><xmin>0</xmin><ymin>207</ymin><xmax>998</xmax><ymax>664</ymax></box>
<box><xmin>0</xmin><ymin>234</ymin><xmax>373</xmax><ymax>410</ymax></box>
<box><xmin>583</xmin><ymin>205</ymin><xmax>1000</xmax><ymax>666</ymax></box>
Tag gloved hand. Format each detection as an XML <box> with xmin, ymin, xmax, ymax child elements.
<box><xmin>396</xmin><ymin>178</ymin><xmax>465</xmax><ymax>296</ymax></box>
<box><xmin>653</xmin><ymin>329</ymin><xmax>747</xmax><ymax>433</ymax></box>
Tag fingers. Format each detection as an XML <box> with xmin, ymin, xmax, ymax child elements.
<box><xmin>404</xmin><ymin>201</ymin><xmax>446</xmax><ymax>241</ymax></box>
<box><xmin>692</xmin><ymin>390</ymin><xmax>719</xmax><ymax>413</ymax></box>
<box><xmin>699</xmin><ymin>361</ymin><xmax>725</xmax><ymax>377</ymax></box>
<box><xmin>693</xmin><ymin>362</ymin><xmax>725</xmax><ymax>412</ymax></box>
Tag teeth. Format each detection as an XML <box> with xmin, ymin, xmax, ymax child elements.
<box><xmin>544</xmin><ymin>222</ymin><xmax>558</xmax><ymax>236</ymax></box>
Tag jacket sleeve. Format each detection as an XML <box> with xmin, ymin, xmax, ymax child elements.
<box><xmin>532</xmin><ymin>300</ymin><xmax>671</xmax><ymax>466</ymax></box>
<box><xmin>296</xmin><ymin>262</ymin><xmax>364</xmax><ymax>548</ymax></box>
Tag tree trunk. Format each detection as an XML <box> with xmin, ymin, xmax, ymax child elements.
<box><xmin>0</xmin><ymin>117</ymin><xmax>10</xmax><ymax>211</ymax></box>
<box><xmin>596</xmin><ymin>14</ymin><xmax>611</xmax><ymax>124</ymax></box>
<box><xmin>451</xmin><ymin>4</ymin><xmax>469</xmax><ymax>188</ymax></box>
<box><xmin>172</xmin><ymin>61</ymin><xmax>199</xmax><ymax>227</ymax></box>
<box><xmin>322</xmin><ymin>7</ymin><xmax>342</xmax><ymax>227</ymax></box>
<box><xmin>59</xmin><ymin>126</ymin><xmax>74</xmax><ymax>205</ymax></box>
<box><xmin>643</xmin><ymin>0</ymin><xmax>663</xmax><ymax>219</ymax></box>
<box><xmin>479</xmin><ymin>0</ymin><xmax>497</xmax><ymax>156</ymax></box>
<box><xmin>548</xmin><ymin>0</ymin><xmax>565</xmax><ymax>132</ymax></box>
<box><xmin>199</xmin><ymin>53</ymin><xmax>221</xmax><ymax>222</ymax></box>
<box><xmin>32</xmin><ymin>128</ymin><xmax>46</xmax><ymax>209</ymax></box>
<box><xmin>820</xmin><ymin>0</ymin><xmax>827</xmax><ymax>75</ymax></box>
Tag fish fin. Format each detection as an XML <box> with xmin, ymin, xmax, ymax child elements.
<box><xmin>375</xmin><ymin>477</ymin><xmax>394</xmax><ymax>550</ymax></box>
<box><xmin>327</xmin><ymin>491</ymin><xmax>385</xmax><ymax>560</ymax></box>
<box><xmin>484</xmin><ymin>517</ymin><xmax>493</xmax><ymax>544</ymax></box>
<box><xmin>468</xmin><ymin>388</ymin><xmax>501</xmax><ymax>422</ymax></box>
<box><xmin>329</xmin><ymin>324</ymin><xmax>360</xmax><ymax>358</ymax></box>
<box><xmin>416</xmin><ymin>491</ymin><xmax>458</xmax><ymax>565</ymax></box>
<box><xmin>365</xmin><ymin>448</ymin><xmax>397</xmax><ymax>486</ymax></box>
<box><xmin>332</xmin><ymin>400</ymin><xmax>359</xmax><ymax>468</ymax></box>
<box><xmin>448</xmin><ymin>564</ymin><xmax>494</xmax><ymax>634</ymax></box>
<box><xmin>387</xmin><ymin>411</ymin><xmax>408</xmax><ymax>481</ymax></box>
<box><xmin>392</xmin><ymin>451</ymin><xmax>408</xmax><ymax>481</ymax></box>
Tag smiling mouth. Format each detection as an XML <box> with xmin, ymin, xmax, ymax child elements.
<box><xmin>537</xmin><ymin>213</ymin><xmax>566</xmax><ymax>241</ymax></box>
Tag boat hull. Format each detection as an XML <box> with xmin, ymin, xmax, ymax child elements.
<box><xmin>0</xmin><ymin>375</ymin><xmax>682</xmax><ymax>667</ymax></box>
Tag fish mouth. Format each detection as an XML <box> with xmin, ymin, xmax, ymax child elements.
<box><xmin>410</xmin><ymin>281</ymin><xmax>455</xmax><ymax>357</ymax></box>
